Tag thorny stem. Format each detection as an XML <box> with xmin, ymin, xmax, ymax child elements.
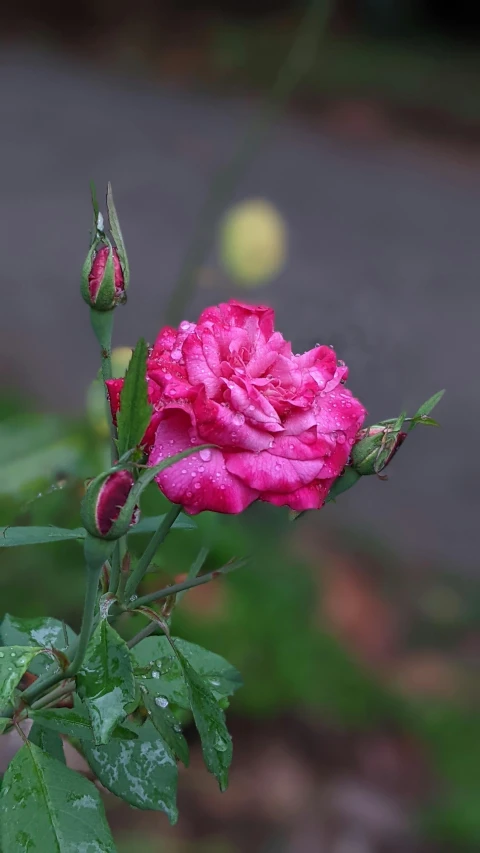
<box><xmin>124</xmin><ymin>504</ymin><xmax>182</xmax><ymax>600</ymax></box>
<box><xmin>21</xmin><ymin>563</ymin><xmax>102</xmax><ymax>705</ymax></box>
<box><xmin>131</xmin><ymin>556</ymin><xmax>249</xmax><ymax>610</ymax></box>
<box><xmin>90</xmin><ymin>308</ymin><xmax>116</xmax><ymax>463</ymax></box>
<box><xmin>29</xmin><ymin>680</ymin><xmax>76</xmax><ymax>712</ymax></box>
<box><xmin>126</xmin><ymin>621</ymin><xmax>159</xmax><ymax>649</ymax></box>
<box><xmin>109</xmin><ymin>537</ymin><xmax>127</xmax><ymax>595</ymax></box>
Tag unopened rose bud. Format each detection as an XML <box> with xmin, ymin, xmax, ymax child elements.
<box><xmin>351</xmin><ymin>425</ymin><xmax>407</xmax><ymax>476</ymax></box>
<box><xmin>81</xmin><ymin>468</ymin><xmax>137</xmax><ymax>539</ymax></box>
<box><xmin>81</xmin><ymin>242</ymin><xmax>126</xmax><ymax>311</ymax></box>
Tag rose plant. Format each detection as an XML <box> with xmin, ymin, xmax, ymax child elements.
<box><xmin>0</xmin><ymin>186</ymin><xmax>443</xmax><ymax>852</ymax></box>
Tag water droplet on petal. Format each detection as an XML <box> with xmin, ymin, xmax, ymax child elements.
<box><xmin>199</xmin><ymin>448</ymin><xmax>212</xmax><ymax>462</ymax></box>
<box><xmin>171</xmin><ymin>349</ymin><xmax>182</xmax><ymax>362</ymax></box>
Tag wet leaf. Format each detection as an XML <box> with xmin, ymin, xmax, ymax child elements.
<box><xmin>409</xmin><ymin>389</ymin><xmax>445</xmax><ymax>432</ymax></box>
<box><xmin>171</xmin><ymin>645</ymin><xmax>232</xmax><ymax>791</ymax></box>
<box><xmin>116</xmin><ymin>338</ymin><xmax>152</xmax><ymax>457</ymax></box>
<box><xmin>77</xmin><ymin>621</ymin><xmax>135</xmax><ymax>745</ymax></box>
<box><xmin>0</xmin><ymin>743</ymin><xmax>116</xmax><ymax>852</ymax></box>
<box><xmin>141</xmin><ymin>687</ymin><xmax>189</xmax><ymax>766</ymax></box>
<box><xmin>0</xmin><ymin>526</ymin><xmax>86</xmax><ymax>548</ymax></box>
<box><xmin>0</xmin><ymin>615</ymin><xmax>76</xmax><ymax>675</ymax></box>
<box><xmin>132</xmin><ymin>637</ymin><xmax>242</xmax><ymax>709</ymax></box>
<box><xmin>30</xmin><ymin>703</ymin><xmax>138</xmax><ymax>743</ymax></box>
<box><xmin>0</xmin><ymin>647</ymin><xmax>43</xmax><ymax>707</ymax></box>
<box><xmin>0</xmin><ymin>516</ymin><xmax>195</xmax><ymax>548</ymax></box>
<box><xmin>28</xmin><ymin>723</ymin><xmax>65</xmax><ymax>764</ymax></box>
<box><xmin>83</xmin><ymin>720</ymin><xmax>178</xmax><ymax>823</ymax></box>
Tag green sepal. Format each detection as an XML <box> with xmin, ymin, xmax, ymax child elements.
<box><xmin>107</xmin><ymin>182</ymin><xmax>130</xmax><ymax>290</ymax></box>
<box><xmin>116</xmin><ymin>338</ymin><xmax>152</xmax><ymax>457</ymax></box>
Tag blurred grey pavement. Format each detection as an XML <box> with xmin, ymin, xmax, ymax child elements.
<box><xmin>0</xmin><ymin>44</ymin><xmax>478</xmax><ymax>572</ymax></box>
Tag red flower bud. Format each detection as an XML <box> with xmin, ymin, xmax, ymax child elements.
<box><xmin>81</xmin><ymin>468</ymin><xmax>138</xmax><ymax>539</ymax></box>
<box><xmin>81</xmin><ymin>243</ymin><xmax>126</xmax><ymax>312</ymax></box>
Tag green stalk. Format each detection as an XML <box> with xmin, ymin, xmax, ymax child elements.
<box><xmin>132</xmin><ymin>556</ymin><xmax>248</xmax><ymax>610</ymax></box>
<box><xmin>21</xmin><ymin>561</ymin><xmax>103</xmax><ymax>705</ymax></box>
<box><xmin>123</xmin><ymin>504</ymin><xmax>182</xmax><ymax>601</ymax></box>
<box><xmin>90</xmin><ymin>308</ymin><xmax>116</xmax><ymax>463</ymax></box>
<box><xmin>29</xmin><ymin>680</ymin><xmax>76</xmax><ymax>712</ymax></box>
<box><xmin>109</xmin><ymin>537</ymin><xmax>127</xmax><ymax>594</ymax></box>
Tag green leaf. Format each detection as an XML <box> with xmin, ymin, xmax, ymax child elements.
<box><xmin>411</xmin><ymin>416</ymin><xmax>439</xmax><ymax>427</ymax></box>
<box><xmin>83</xmin><ymin>720</ymin><xmax>178</xmax><ymax>822</ymax></box>
<box><xmin>0</xmin><ymin>719</ymin><xmax>11</xmax><ymax>735</ymax></box>
<box><xmin>131</xmin><ymin>513</ymin><xmax>196</xmax><ymax>534</ymax></box>
<box><xmin>0</xmin><ymin>743</ymin><xmax>116</xmax><ymax>852</ymax></box>
<box><xmin>0</xmin><ymin>616</ymin><xmax>76</xmax><ymax>676</ymax></box>
<box><xmin>326</xmin><ymin>466</ymin><xmax>362</xmax><ymax>503</ymax></box>
<box><xmin>409</xmin><ymin>389</ymin><xmax>445</xmax><ymax>432</ymax></box>
<box><xmin>0</xmin><ymin>526</ymin><xmax>85</xmax><ymax>548</ymax></box>
<box><xmin>0</xmin><ymin>647</ymin><xmax>43</xmax><ymax>707</ymax></box>
<box><xmin>29</xmin><ymin>723</ymin><xmax>65</xmax><ymax>764</ymax></box>
<box><xmin>132</xmin><ymin>637</ymin><xmax>242</xmax><ymax>709</ymax></box>
<box><xmin>30</xmin><ymin>703</ymin><xmax>138</xmax><ymax>743</ymax></box>
<box><xmin>0</xmin><ymin>515</ymin><xmax>195</xmax><ymax>548</ymax></box>
<box><xmin>141</xmin><ymin>688</ymin><xmax>189</xmax><ymax>766</ymax></box>
<box><xmin>107</xmin><ymin>182</ymin><xmax>129</xmax><ymax>284</ymax></box>
<box><xmin>172</xmin><ymin>645</ymin><xmax>232</xmax><ymax>791</ymax></box>
<box><xmin>116</xmin><ymin>339</ymin><xmax>151</xmax><ymax>457</ymax></box>
<box><xmin>77</xmin><ymin>621</ymin><xmax>136</xmax><ymax>745</ymax></box>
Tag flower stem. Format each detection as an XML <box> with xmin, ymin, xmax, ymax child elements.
<box><xmin>90</xmin><ymin>308</ymin><xmax>116</xmax><ymax>463</ymax></box>
<box><xmin>29</xmin><ymin>680</ymin><xmax>76</xmax><ymax>712</ymax></box>
<box><xmin>131</xmin><ymin>556</ymin><xmax>248</xmax><ymax>610</ymax></box>
<box><xmin>126</xmin><ymin>621</ymin><xmax>159</xmax><ymax>649</ymax></box>
<box><xmin>124</xmin><ymin>504</ymin><xmax>182</xmax><ymax>601</ymax></box>
<box><xmin>109</xmin><ymin>537</ymin><xmax>127</xmax><ymax>594</ymax></box>
<box><xmin>21</xmin><ymin>562</ymin><xmax>102</xmax><ymax>705</ymax></box>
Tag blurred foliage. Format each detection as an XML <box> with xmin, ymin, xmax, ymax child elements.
<box><xmin>0</xmin><ymin>391</ymin><xmax>479</xmax><ymax>848</ymax></box>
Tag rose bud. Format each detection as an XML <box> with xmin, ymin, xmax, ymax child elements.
<box><xmin>81</xmin><ymin>468</ymin><xmax>138</xmax><ymax>540</ymax></box>
<box><xmin>81</xmin><ymin>241</ymin><xmax>126</xmax><ymax>312</ymax></box>
<box><xmin>351</xmin><ymin>424</ymin><xmax>407</xmax><ymax>477</ymax></box>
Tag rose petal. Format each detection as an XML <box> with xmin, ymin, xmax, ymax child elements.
<box><xmin>226</xmin><ymin>451</ymin><xmax>324</xmax><ymax>493</ymax></box>
<box><xmin>149</xmin><ymin>409</ymin><xmax>258</xmax><ymax>514</ymax></box>
<box><xmin>194</xmin><ymin>389</ymin><xmax>272</xmax><ymax>452</ymax></box>
<box><xmin>183</xmin><ymin>328</ymin><xmax>222</xmax><ymax>397</ymax></box>
<box><xmin>260</xmin><ymin>480</ymin><xmax>332</xmax><ymax>511</ymax></box>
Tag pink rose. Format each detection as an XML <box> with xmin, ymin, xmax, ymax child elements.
<box><xmin>107</xmin><ymin>300</ymin><xmax>366</xmax><ymax>514</ymax></box>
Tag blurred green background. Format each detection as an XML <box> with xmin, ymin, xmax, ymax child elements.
<box><xmin>1</xmin><ymin>1</ymin><xmax>480</xmax><ymax>851</ymax></box>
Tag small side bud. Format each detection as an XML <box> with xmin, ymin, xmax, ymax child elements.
<box><xmin>81</xmin><ymin>241</ymin><xmax>126</xmax><ymax>311</ymax></box>
<box><xmin>351</xmin><ymin>425</ymin><xmax>407</xmax><ymax>476</ymax></box>
<box><xmin>81</xmin><ymin>468</ymin><xmax>138</xmax><ymax>540</ymax></box>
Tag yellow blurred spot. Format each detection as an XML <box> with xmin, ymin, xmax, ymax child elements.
<box><xmin>218</xmin><ymin>199</ymin><xmax>287</xmax><ymax>287</ymax></box>
<box><xmin>111</xmin><ymin>346</ymin><xmax>133</xmax><ymax>378</ymax></box>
